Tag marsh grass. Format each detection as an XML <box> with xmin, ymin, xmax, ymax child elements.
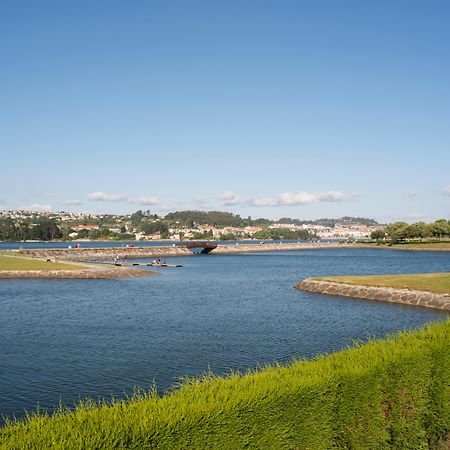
<box><xmin>1</xmin><ymin>321</ymin><xmax>449</xmax><ymax>449</ymax></box>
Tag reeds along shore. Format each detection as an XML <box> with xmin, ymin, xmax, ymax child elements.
<box><xmin>1</xmin><ymin>320</ymin><xmax>449</xmax><ymax>449</ymax></box>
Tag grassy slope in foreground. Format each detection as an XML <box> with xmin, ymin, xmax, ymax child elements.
<box><xmin>318</xmin><ymin>272</ymin><xmax>450</xmax><ymax>295</ymax></box>
<box><xmin>0</xmin><ymin>255</ymin><xmax>78</xmax><ymax>271</ymax></box>
<box><xmin>1</xmin><ymin>321</ymin><xmax>449</xmax><ymax>449</ymax></box>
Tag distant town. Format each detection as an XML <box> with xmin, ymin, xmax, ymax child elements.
<box><xmin>0</xmin><ymin>209</ymin><xmax>384</xmax><ymax>242</ymax></box>
<box><xmin>1</xmin><ymin>209</ymin><xmax>449</xmax><ymax>243</ymax></box>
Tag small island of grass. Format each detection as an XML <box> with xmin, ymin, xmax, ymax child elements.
<box><xmin>297</xmin><ymin>272</ymin><xmax>450</xmax><ymax>311</ymax></box>
<box><xmin>0</xmin><ymin>255</ymin><xmax>79</xmax><ymax>271</ymax></box>
<box><xmin>0</xmin><ymin>254</ymin><xmax>156</xmax><ymax>279</ymax></box>
<box><xmin>317</xmin><ymin>272</ymin><xmax>450</xmax><ymax>296</ymax></box>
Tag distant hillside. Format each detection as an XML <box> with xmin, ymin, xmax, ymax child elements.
<box><xmin>277</xmin><ymin>216</ymin><xmax>381</xmax><ymax>227</ymax></box>
<box><xmin>164</xmin><ymin>211</ymin><xmax>380</xmax><ymax>228</ymax></box>
<box><xmin>164</xmin><ymin>211</ymin><xmax>248</xmax><ymax>227</ymax></box>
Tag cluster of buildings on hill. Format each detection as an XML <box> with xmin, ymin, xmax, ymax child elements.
<box><xmin>0</xmin><ymin>210</ymin><xmax>383</xmax><ymax>241</ymax></box>
<box><xmin>268</xmin><ymin>223</ymin><xmax>382</xmax><ymax>239</ymax></box>
<box><xmin>155</xmin><ymin>223</ymin><xmax>382</xmax><ymax>240</ymax></box>
<box><xmin>168</xmin><ymin>224</ymin><xmax>265</xmax><ymax>240</ymax></box>
<box><xmin>0</xmin><ymin>210</ymin><xmax>96</xmax><ymax>221</ymax></box>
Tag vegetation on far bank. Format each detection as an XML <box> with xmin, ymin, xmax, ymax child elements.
<box><xmin>1</xmin><ymin>320</ymin><xmax>449</xmax><ymax>449</ymax></box>
<box><xmin>358</xmin><ymin>241</ymin><xmax>450</xmax><ymax>251</ymax></box>
<box><xmin>371</xmin><ymin>219</ymin><xmax>450</xmax><ymax>243</ymax></box>
<box><xmin>0</xmin><ymin>255</ymin><xmax>78</xmax><ymax>271</ymax></box>
<box><xmin>0</xmin><ymin>211</ymin><xmax>378</xmax><ymax>242</ymax></box>
<box><xmin>318</xmin><ymin>272</ymin><xmax>450</xmax><ymax>295</ymax></box>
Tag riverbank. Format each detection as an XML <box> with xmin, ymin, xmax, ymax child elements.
<box><xmin>9</xmin><ymin>241</ymin><xmax>450</xmax><ymax>262</ymax></box>
<box><xmin>296</xmin><ymin>273</ymin><xmax>450</xmax><ymax>311</ymax></box>
<box><xmin>0</xmin><ymin>255</ymin><xmax>157</xmax><ymax>279</ymax></box>
<box><xmin>1</xmin><ymin>320</ymin><xmax>448</xmax><ymax>448</ymax></box>
<box><xmin>11</xmin><ymin>241</ymin><xmax>348</xmax><ymax>261</ymax></box>
<box><xmin>343</xmin><ymin>241</ymin><xmax>450</xmax><ymax>251</ymax></box>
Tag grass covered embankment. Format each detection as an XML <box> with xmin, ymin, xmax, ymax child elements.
<box><xmin>0</xmin><ymin>254</ymin><xmax>156</xmax><ymax>279</ymax></box>
<box><xmin>318</xmin><ymin>272</ymin><xmax>450</xmax><ymax>295</ymax></box>
<box><xmin>347</xmin><ymin>241</ymin><xmax>450</xmax><ymax>251</ymax></box>
<box><xmin>1</xmin><ymin>321</ymin><xmax>449</xmax><ymax>449</ymax></box>
<box><xmin>0</xmin><ymin>255</ymin><xmax>76</xmax><ymax>271</ymax></box>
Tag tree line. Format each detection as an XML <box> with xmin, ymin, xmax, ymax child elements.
<box><xmin>0</xmin><ymin>218</ymin><xmax>63</xmax><ymax>241</ymax></box>
<box><xmin>371</xmin><ymin>219</ymin><xmax>450</xmax><ymax>243</ymax></box>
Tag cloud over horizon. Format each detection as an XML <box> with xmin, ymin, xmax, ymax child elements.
<box><xmin>219</xmin><ymin>191</ymin><xmax>359</xmax><ymax>207</ymax></box>
<box><xmin>137</xmin><ymin>195</ymin><xmax>160</xmax><ymax>206</ymax></box>
<box><xmin>87</xmin><ymin>192</ymin><xmax>130</xmax><ymax>202</ymax></box>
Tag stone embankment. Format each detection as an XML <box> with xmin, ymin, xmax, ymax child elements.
<box><xmin>0</xmin><ymin>265</ymin><xmax>157</xmax><ymax>279</ymax></box>
<box><xmin>16</xmin><ymin>246</ymin><xmax>192</xmax><ymax>261</ymax></box>
<box><xmin>16</xmin><ymin>242</ymin><xmax>342</xmax><ymax>261</ymax></box>
<box><xmin>214</xmin><ymin>242</ymin><xmax>340</xmax><ymax>254</ymax></box>
<box><xmin>296</xmin><ymin>278</ymin><xmax>450</xmax><ymax>311</ymax></box>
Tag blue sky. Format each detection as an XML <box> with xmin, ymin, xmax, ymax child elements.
<box><xmin>1</xmin><ymin>1</ymin><xmax>449</xmax><ymax>222</ymax></box>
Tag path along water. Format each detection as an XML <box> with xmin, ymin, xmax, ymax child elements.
<box><xmin>0</xmin><ymin>248</ymin><xmax>449</xmax><ymax>422</ymax></box>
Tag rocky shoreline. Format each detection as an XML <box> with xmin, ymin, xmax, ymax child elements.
<box><xmin>296</xmin><ymin>278</ymin><xmax>450</xmax><ymax>311</ymax></box>
<box><xmin>0</xmin><ymin>265</ymin><xmax>157</xmax><ymax>279</ymax></box>
<box><xmin>14</xmin><ymin>242</ymin><xmax>343</xmax><ymax>260</ymax></box>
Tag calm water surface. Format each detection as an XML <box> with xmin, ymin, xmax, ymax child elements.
<box><xmin>0</xmin><ymin>248</ymin><xmax>449</xmax><ymax>422</ymax></box>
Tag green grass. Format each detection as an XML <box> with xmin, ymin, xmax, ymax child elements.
<box><xmin>318</xmin><ymin>272</ymin><xmax>450</xmax><ymax>295</ymax></box>
<box><xmin>392</xmin><ymin>242</ymin><xmax>450</xmax><ymax>250</ymax></box>
<box><xmin>352</xmin><ymin>241</ymin><xmax>450</xmax><ymax>250</ymax></box>
<box><xmin>0</xmin><ymin>255</ymin><xmax>79</xmax><ymax>271</ymax></box>
<box><xmin>1</xmin><ymin>320</ymin><xmax>449</xmax><ymax>449</ymax></box>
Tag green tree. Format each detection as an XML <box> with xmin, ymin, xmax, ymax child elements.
<box><xmin>370</xmin><ymin>229</ymin><xmax>386</xmax><ymax>241</ymax></box>
<box><xmin>404</xmin><ymin>222</ymin><xmax>428</xmax><ymax>239</ymax></box>
<box><xmin>427</xmin><ymin>219</ymin><xmax>450</xmax><ymax>239</ymax></box>
<box><xmin>385</xmin><ymin>222</ymin><xmax>408</xmax><ymax>243</ymax></box>
<box><xmin>139</xmin><ymin>222</ymin><xmax>168</xmax><ymax>235</ymax></box>
<box><xmin>130</xmin><ymin>210</ymin><xmax>144</xmax><ymax>226</ymax></box>
<box><xmin>31</xmin><ymin>219</ymin><xmax>63</xmax><ymax>241</ymax></box>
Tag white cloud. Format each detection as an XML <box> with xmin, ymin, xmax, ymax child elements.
<box><xmin>407</xmin><ymin>192</ymin><xmax>417</xmax><ymax>200</ymax></box>
<box><xmin>443</xmin><ymin>186</ymin><xmax>450</xmax><ymax>196</ymax></box>
<box><xmin>277</xmin><ymin>191</ymin><xmax>358</xmax><ymax>205</ymax></box>
<box><xmin>252</xmin><ymin>197</ymin><xmax>278</xmax><ymax>207</ymax></box>
<box><xmin>63</xmin><ymin>199</ymin><xmax>82</xmax><ymax>206</ymax></box>
<box><xmin>42</xmin><ymin>192</ymin><xmax>57</xmax><ymax>197</ymax></box>
<box><xmin>29</xmin><ymin>204</ymin><xmax>52</xmax><ymax>212</ymax></box>
<box><xmin>219</xmin><ymin>190</ymin><xmax>358</xmax><ymax>207</ymax></box>
<box><xmin>219</xmin><ymin>191</ymin><xmax>251</xmax><ymax>206</ymax></box>
<box><xmin>278</xmin><ymin>192</ymin><xmax>319</xmax><ymax>204</ymax></box>
<box><xmin>87</xmin><ymin>192</ymin><xmax>130</xmax><ymax>202</ymax></box>
<box><xmin>137</xmin><ymin>195</ymin><xmax>160</xmax><ymax>206</ymax></box>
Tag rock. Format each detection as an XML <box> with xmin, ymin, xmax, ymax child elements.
<box><xmin>294</xmin><ymin>278</ymin><xmax>450</xmax><ymax>311</ymax></box>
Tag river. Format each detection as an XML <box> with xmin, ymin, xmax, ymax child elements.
<box><xmin>0</xmin><ymin>248</ymin><xmax>449</xmax><ymax>422</ymax></box>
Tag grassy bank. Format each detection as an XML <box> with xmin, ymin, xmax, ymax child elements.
<box><xmin>348</xmin><ymin>241</ymin><xmax>450</xmax><ymax>251</ymax></box>
<box><xmin>1</xmin><ymin>321</ymin><xmax>449</xmax><ymax>449</ymax></box>
<box><xmin>0</xmin><ymin>255</ymin><xmax>77</xmax><ymax>271</ymax></box>
<box><xmin>318</xmin><ymin>272</ymin><xmax>450</xmax><ymax>295</ymax></box>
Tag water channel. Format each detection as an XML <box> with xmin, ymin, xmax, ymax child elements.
<box><xmin>0</xmin><ymin>248</ymin><xmax>449</xmax><ymax>422</ymax></box>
